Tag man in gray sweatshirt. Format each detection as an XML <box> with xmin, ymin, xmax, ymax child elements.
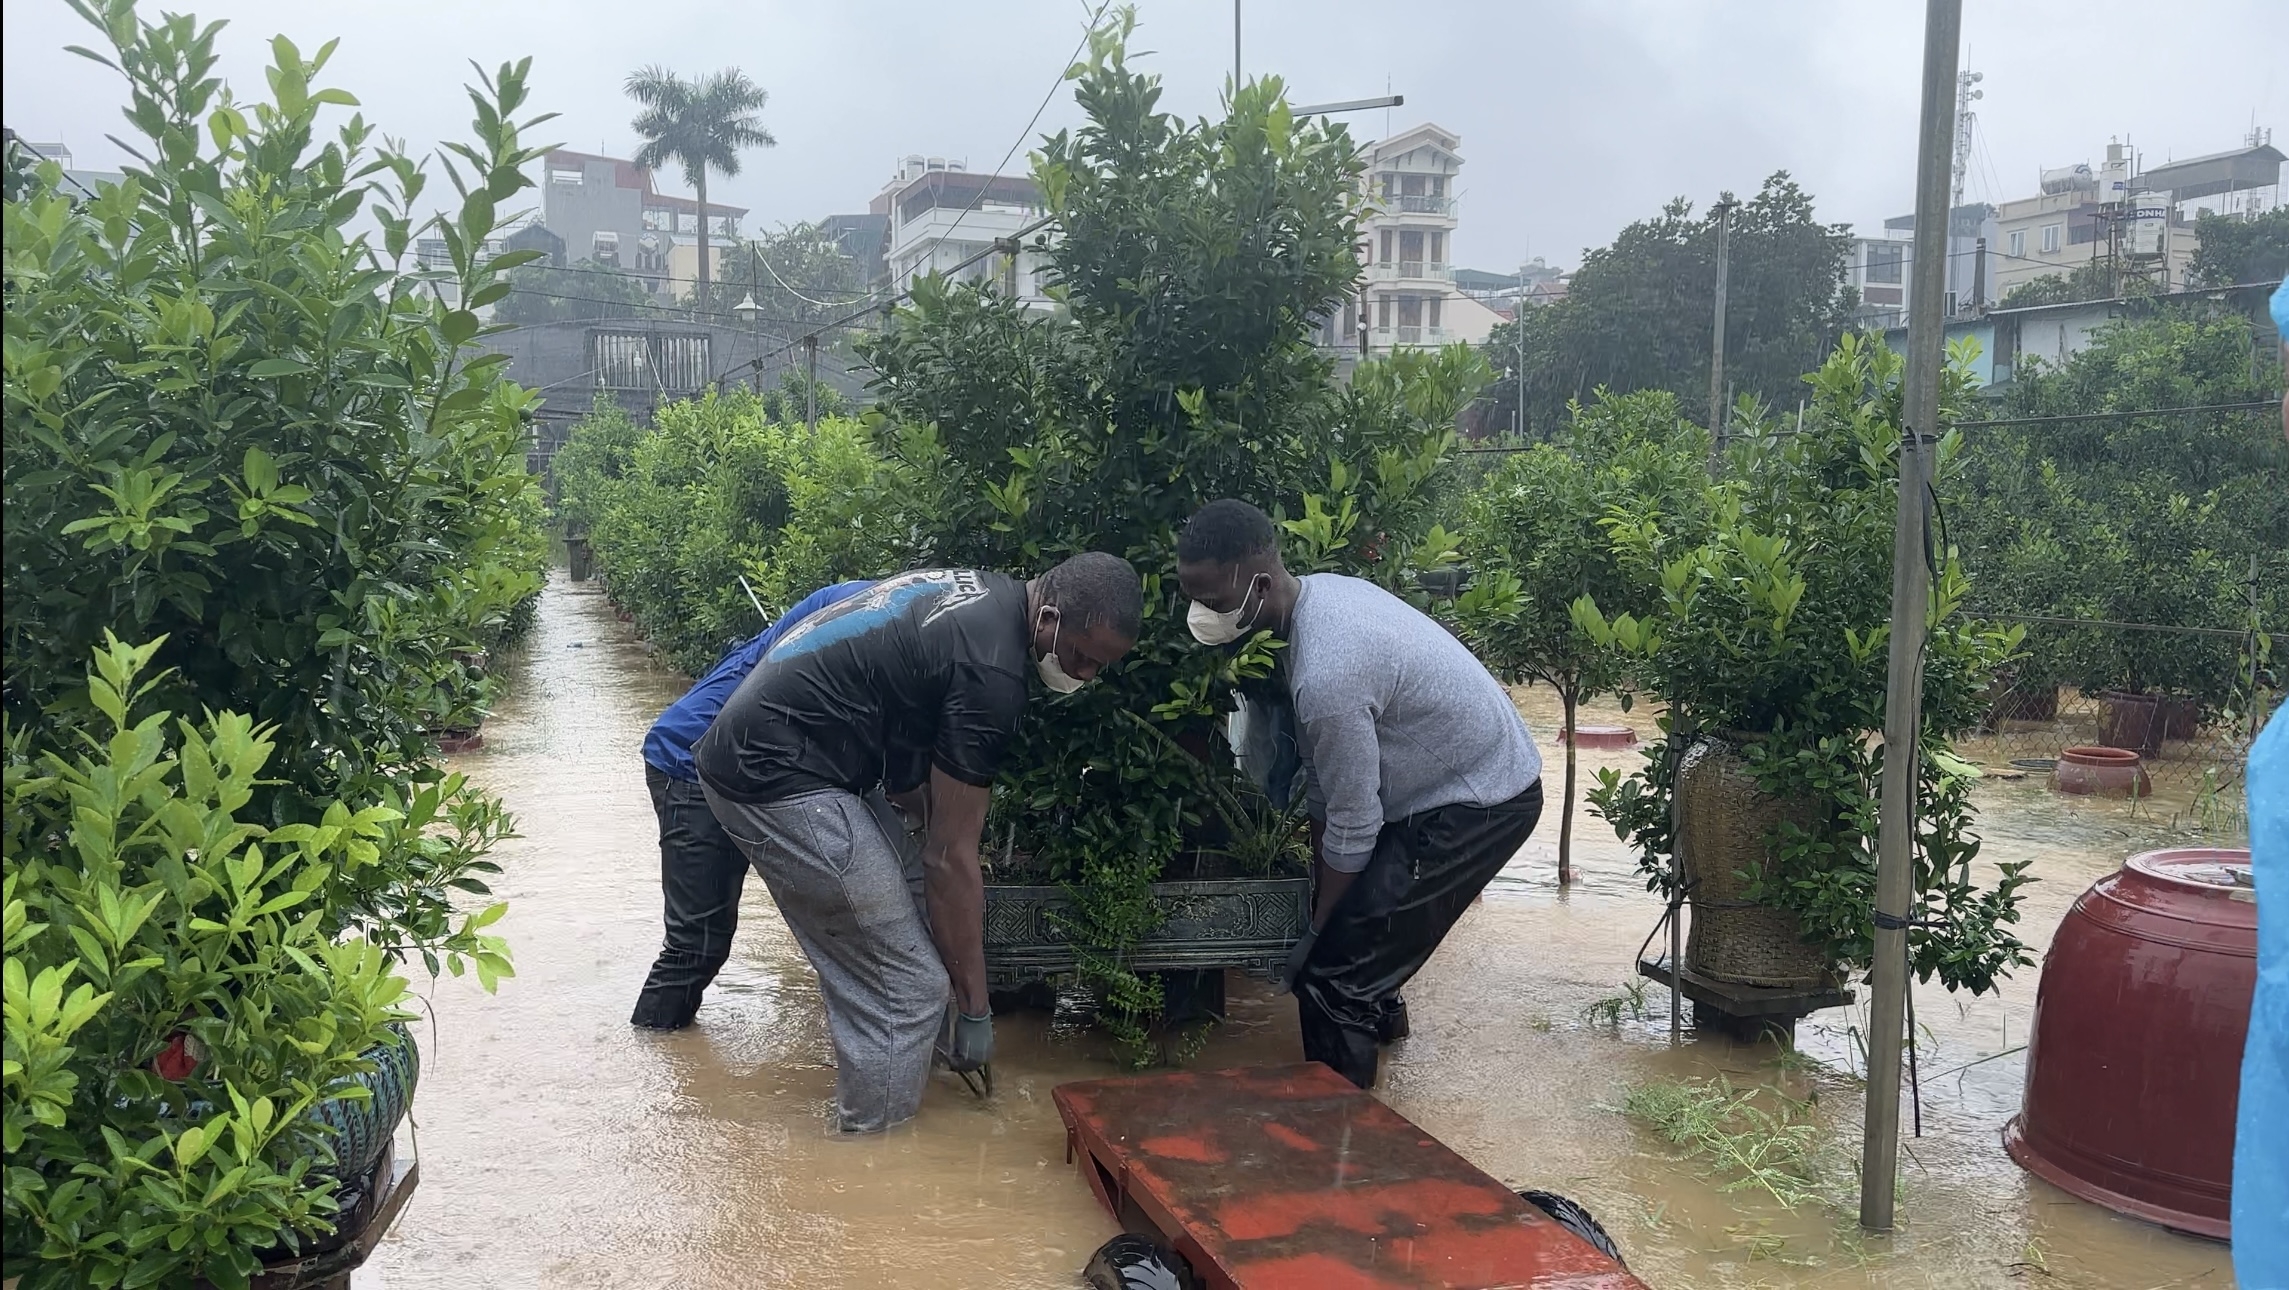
<box><xmin>1177</xmin><ymin>499</ymin><xmax>1544</xmax><ymax>1089</ymax></box>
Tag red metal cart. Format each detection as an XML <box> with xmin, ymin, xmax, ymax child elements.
<box><xmin>1055</xmin><ymin>1063</ymin><xmax>1648</xmax><ymax>1289</ymax></box>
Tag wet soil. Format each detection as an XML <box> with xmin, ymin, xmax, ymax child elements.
<box><xmin>368</xmin><ymin>578</ymin><xmax>2242</xmax><ymax>1288</ymax></box>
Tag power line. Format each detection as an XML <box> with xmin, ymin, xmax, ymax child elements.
<box><xmin>703</xmin><ymin>2</ymin><xmax>1109</xmax><ymax>391</ymax></box>
<box><xmin>1954</xmin><ymin>399</ymin><xmax>2279</xmax><ymax>428</ymax></box>
<box><xmin>1966</xmin><ymin>609</ymin><xmax>2250</xmax><ymax>640</ymax></box>
<box><xmin>931</xmin><ymin>0</ymin><xmax>1111</xmax><ymax>263</ymax></box>
<box><xmin>1455</xmin><ymin>398</ymin><xmax>2282</xmax><ymax>454</ymax></box>
<box><xmin>7</xmin><ymin>137</ymin><xmax>100</xmax><ymax>200</ymax></box>
<box><xmin>515</xmin><ymin>254</ymin><xmax>872</xmax><ymax>299</ymax></box>
<box><xmin>494</xmin><ymin>284</ymin><xmax>871</xmax><ymax>329</ymax></box>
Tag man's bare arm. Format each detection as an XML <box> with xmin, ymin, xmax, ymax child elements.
<box><xmin>919</xmin><ymin>766</ymin><xmax>992</xmax><ymax>1016</ymax></box>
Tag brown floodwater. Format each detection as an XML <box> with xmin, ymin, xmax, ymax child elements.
<box><xmin>367</xmin><ymin>578</ymin><xmax>2245</xmax><ymax>1288</ymax></box>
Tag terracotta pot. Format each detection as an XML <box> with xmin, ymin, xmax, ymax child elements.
<box><xmin>2050</xmin><ymin>745</ymin><xmax>2149</xmax><ymax>798</ymax></box>
<box><xmin>431</xmin><ymin>729</ymin><xmax>485</xmax><ymax>755</ymax></box>
<box><xmin>2098</xmin><ymin>692</ymin><xmax>2196</xmax><ymax>755</ymax></box>
<box><xmin>2160</xmin><ymin>697</ymin><xmax>2201</xmax><ymax>740</ymax></box>
<box><xmin>1983</xmin><ymin>679</ymin><xmax>2059</xmax><ymax>725</ymax></box>
<box><xmin>1559</xmin><ymin>724</ymin><xmax>1638</xmax><ymax>749</ymax></box>
<box><xmin>2004</xmin><ymin>847</ymin><xmax>2255</xmax><ymax>1239</ymax></box>
<box><xmin>1673</xmin><ymin>737</ymin><xmax>1834</xmax><ymax>990</ymax></box>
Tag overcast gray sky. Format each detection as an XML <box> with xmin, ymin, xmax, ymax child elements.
<box><xmin>7</xmin><ymin>1</ymin><xmax>2285</xmax><ymax>270</ymax></box>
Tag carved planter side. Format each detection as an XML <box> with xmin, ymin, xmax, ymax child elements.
<box><xmin>983</xmin><ymin>877</ymin><xmax>1310</xmax><ymax>990</ymax></box>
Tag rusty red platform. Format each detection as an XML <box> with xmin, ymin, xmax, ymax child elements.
<box><xmin>1054</xmin><ymin>1063</ymin><xmax>1648</xmax><ymax>1290</ymax></box>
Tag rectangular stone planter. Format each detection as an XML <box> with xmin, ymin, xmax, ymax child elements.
<box><xmin>983</xmin><ymin>876</ymin><xmax>1309</xmax><ymax>990</ymax></box>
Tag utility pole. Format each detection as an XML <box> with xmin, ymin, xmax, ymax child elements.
<box><xmin>1708</xmin><ymin>197</ymin><xmax>1739</xmax><ymax>466</ymax></box>
<box><xmin>1233</xmin><ymin>0</ymin><xmax>1242</xmax><ymax>93</ymax></box>
<box><xmin>1861</xmin><ymin>0</ymin><xmax>1962</xmax><ymax>1236</ymax></box>
<box><xmin>803</xmin><ymin>333</ymin><xmax>819</xmax><ymax>433</ymax></box>
<box><xmin>1515</xmin><ymin>267</ymin><xmax>1528</xmax><ymax>440</ymax></box>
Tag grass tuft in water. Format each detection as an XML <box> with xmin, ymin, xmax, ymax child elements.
<box><xmin>1581</xmin><ymin>977</ymin><xmax>1651</xmax><ymax>1025</ymax></box>
<box><xmin>1620</xmin><ymin>1074</ymin><xmax>1848</xmax><ymax>1212</ymax></box>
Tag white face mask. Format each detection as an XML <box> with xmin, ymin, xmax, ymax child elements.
<box><xmin>1187</xmin><ymin>574</ymin><xmax>1265</xmax><ymax>646</ymax></box>
<box><xmin>1035</xmin><ymin>612</ymin><xmax>1089</xmax><ymax>693</ymax></box>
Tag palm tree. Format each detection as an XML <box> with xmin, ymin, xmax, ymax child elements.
<box><xmin>624</xmin><ymin>66</ymin><xmax>775</xmax><ymax>308</ymax></box>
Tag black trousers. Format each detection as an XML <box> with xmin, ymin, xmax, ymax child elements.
<box><xmin>1295</xmin><ymin>780</ymin><xmax>1544</xmax><ymax>1089</ymax></box>
<box><xmin>631</xmin><ymin>766</ymin><xmax>751</xmax><ymax>1029</ymax></box>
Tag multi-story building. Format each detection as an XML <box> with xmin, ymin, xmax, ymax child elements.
<box><xmin>1454</xmin><ymin>259</ymin><xmax>1568</xmax><ymax>313</ymax></box>
<box><xmin>534</xmin><ymin>149</ymin><xmax>747</xmax><ymax>298</ymax></box>
<box><xmin>1984</xmin><ymin>139</ymin><xmax>2283</xmax><ymax>299</ymax></box>
<box><xmin>1322</xmin><ymin>124</ymin><xmax>1504</xmax><ymax>357</ymax></box>
<box><xmin>870</xmin><ymin>156</ymin><xmax>1049</xmax><ymax>304</ymax></box>
<box><xmin>1841</xmin><ymin>203</ymin><xmax>1998</xmax><ymax>330</ymax></box>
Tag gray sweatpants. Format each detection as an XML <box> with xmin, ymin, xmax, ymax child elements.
<box><xmin>701</xmin><ymin>784</ymin><xmax>946</xmax><ymax>1133</ymax></box>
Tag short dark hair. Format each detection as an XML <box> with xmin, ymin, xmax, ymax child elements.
<box><xmin>1177</xmin><ymin>499</ymin><xmax>1278</xmax><ymax>565</ymax></box>
<box><xmin>1040</xmin><ymin>551</ymin><xmax>1143</xmax><ymax>638</ymax></box>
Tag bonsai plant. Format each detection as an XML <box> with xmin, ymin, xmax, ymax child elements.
<box><xmin>856</xmin><ymin>10</ymin><xmax>1481</xmax><ymax>1056</ymax></box>
<box><xmin>1450</xmin><ymin>388</ymin><xmax>1709</xmax><ymax>884</ymax></box>
<box><xmin>1580</xmin><ymin>335</ymin><xmax>2033</xmax><ymax>998</ymax></box>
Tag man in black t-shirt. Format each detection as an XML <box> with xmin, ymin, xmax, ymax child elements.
<box><xmin>694</xmin><ymin>553</ymin><xmax>1141</xmax><ymax>1132</ymax></box>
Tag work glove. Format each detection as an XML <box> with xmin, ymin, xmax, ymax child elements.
<box><xmin>947</xmin><ymin>1009</ymin><xmax>995</xmax><ymax>1072</ymax></box>
<box><xmin>1277</xmin><ymin>925</ymin><xmax>1319</xmax><ymax>995</ymax></box>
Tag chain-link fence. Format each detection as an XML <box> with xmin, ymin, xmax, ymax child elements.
<box><xmin>1951</xmin><ymin>613</ymin><xmax>2269</xmax><ymax>797</ymax></box>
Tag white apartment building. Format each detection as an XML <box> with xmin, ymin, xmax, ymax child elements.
<box><xmin>1322</xmin><ymin>124</ymin><xmax>1504</xmax><ymax>356</ymax></box>
<box><xmin>870</xmin><ymin>155</ymin><xmax>1050</xmax><ymax>304</ymax></box>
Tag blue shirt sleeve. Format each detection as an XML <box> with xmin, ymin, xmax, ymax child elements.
<box><xmin>641</xmin><ymin>581</ymin><xmax>874</xmax><ymax>780</ymax></box>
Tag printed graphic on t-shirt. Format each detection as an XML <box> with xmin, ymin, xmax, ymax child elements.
<box><xmin>768</xmin><ymin>570</ymin><xmax>987</xmax><ymax>661</ymax></box>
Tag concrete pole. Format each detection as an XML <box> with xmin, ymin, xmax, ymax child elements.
<box><xmin>1515</xmin><ymin>274</ymin><xmax>1527</xmax><ymax>440</ymax></box>
<box><xmin>803</xmin><ymin>334</ymin><xmax>819</xmax><ymax>433</ymax></box>
<box><xmin>1860</xmin><ymin>0</ymin><xmax>1962</xmax><ymax>1235</ymax></box>
<box><xmin>1708</xmin><ymin>199</ymin><xmax>1738</xmax><ymax>468</ymax></box>
<box><xmin>1234</xmin><ymin>0</ymin><xmax>1242</xmax><ymax>95</ymax></box>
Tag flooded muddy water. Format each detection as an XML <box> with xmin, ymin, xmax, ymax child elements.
<box><xmin>369</xmin><ymin>578</ymin><xmax>2243</xmax><ymax>1288</ymax></box>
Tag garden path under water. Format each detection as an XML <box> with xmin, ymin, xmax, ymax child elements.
<box><xmin>367</xmin><ymin>576</ymin><xmax>2241</xmax><ymax>1289</ymax></box>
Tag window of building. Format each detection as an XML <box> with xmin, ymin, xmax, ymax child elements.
<box><xmin>1401</xmin><ymin>173</ymin><xmax>1426</xmax><ymax>198</ymax></box>
<box><xmin>1430</xmin><ymin>176</ymin><xmax>1446</xmax><ymax>199</ymax></box>
<box><xmin>548</xmin><ymin>167</ymin><xmax>582</xmax><ymax>185</ymax></box>
<box><xmin>1376</xmin><ymin>294</ymin><xmax>1391</xmax><ymax>329</ymax></box>
<box><xmin>2040</xmin><ymin>223</ymin><xmax>2062</xmax><ymax>254</ymax></box>
<box><xmin>593</xmin><ymin>231</ymin><xmax>620</xmax><ymax>267</ymax></box>
<box><xmin>1379</xmin><ymin>229</ymin><xmax>1393</xmax><ymax>263</ymax></box>
<box><xmin>2007</xmin><ymin>229</ymin><xmax>2025</xmax><ymax>259</ymax></box>
<box><xmin>1426</xmin><ymin>295</ymin><xmax>1442</xmax><ymax>328</ymax></box>
<box><xmin>642</xmin><ymin>208</ymin><xmax>673</xmax><ymax>232</ymax></box>
<box><xmin>1429</xmin><ymin>231</ymin><xmax>1446</xmax><ymax>265</ymax></box>
<box><xmin>1397</xmin><ymin>295</ymin><xmax>1422</xmax><ymax>327</ymax></box>
<box><xmin>1865</xmin><ymin>242</ymin><xmax>1904</xmax><ymax>284</ymax></box>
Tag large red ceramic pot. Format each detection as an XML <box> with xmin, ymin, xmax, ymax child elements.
<box><xmin>2003</xmin><ymin>847</ymin><xmax>2256</xmax><ymax>1240</ymax></box>
<box><xmin>2051</xmin><ymin>745</ymin><xmax>2150</xmax><ymax>798</ymax></box>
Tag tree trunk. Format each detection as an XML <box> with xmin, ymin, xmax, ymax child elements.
<box><xmin>1558</xmin><ymin>686</ymin><xmax>1578</xmax><ymax>886</ymax></box>
<box><xmin>695</xmin><ymin>169</ymin><xmax>712</xmax><ymax>308</ymax></box>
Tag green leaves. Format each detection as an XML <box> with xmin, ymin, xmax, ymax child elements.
<box><xmin>7</xmin><ymin>11</ymin><xmax>536</xmax><ymax>1283</ymax></box>
<box><xmin>1557</xmin><ymin>341</ymin><xmax>2030</xmax><ymax>994</ymax></box>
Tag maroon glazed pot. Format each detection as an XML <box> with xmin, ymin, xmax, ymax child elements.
<box><xmin>2050</xmin><ymin>745</ymin><xmax>2150</xmax><ymax>798</ymax></box>
<box><xmin>1559</xmin><ymin>724</ymin><xmax>1638</xmax><ymax>749</ymax></box>
<box><xmin>2003</xmin><ymin>847</ymin><xmax>2256</xmax><ymax>1240</ymax></box>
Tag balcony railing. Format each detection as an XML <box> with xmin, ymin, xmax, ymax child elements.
<box><xmin>1369</xmin><ymin>261</ymin><xmax>1453</xmax><ymax>282</ymax></box>
<box><xmin>1393</xmin><ymin>195</ymin><xmax>1453</xmax><ymax>214</ymax></box>
<box><xmin>1371</xmin><ymin>326</ymin><xmax>1450</xmax><ymax>347</ymax></box>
